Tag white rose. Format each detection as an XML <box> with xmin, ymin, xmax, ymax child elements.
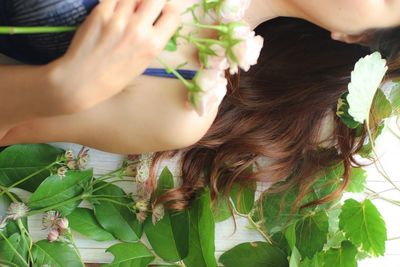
<box><xmin>229</xmin><ymin>23</ymin><xmax>264</xmax><ymax>74</ymax></box>
<box><xmin>192</xmin><ymin>69</ymin><xmax>228</xmax><ymax>116</ymax></box>
<box><xmin>206</xmin><ymin>44</ymin><xmax>230</xmax><ymax>70</ymax></box>
<box><xmin>219</xmin><ymin>0</ymin><xmax>251</xmax><ymax>22</ymax></box>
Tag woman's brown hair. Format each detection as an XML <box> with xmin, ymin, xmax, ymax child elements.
<box><xmin>149</xmin><ymin>17</ymin><xmax>397</xmax><ymax>213</ymax></box>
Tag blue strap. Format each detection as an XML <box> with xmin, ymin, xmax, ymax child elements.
<box><xmin>143</xmin><ymin>68</ymin><xmax>197</xmax><ymax>80</ymax></box>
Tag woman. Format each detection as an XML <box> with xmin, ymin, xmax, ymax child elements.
<box><xmin>1</xmin><ymin>0</ymin><xmax>400</xmax><ymax>153</ymax></box>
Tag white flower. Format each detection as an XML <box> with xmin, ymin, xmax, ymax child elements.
<box><xmin>191</xmin><ymin>69</ymin><xmax>228</xmax><ymax>116</ymax></box>
<box><xmin>7</xmin><ymin>202</ymin><xmax>29</xmax><ymax>220</ymax></box>
<box><xmin>347</xmin><ymin>52</ymin><xmax>388</xmax><ymax>123</ymax></box>
<box><xmin>57</xmin><ymin>166</ymin><xmax>68</xmax><ymax>178</ymax></box>
<box><xmin>228</xmin><ymin>23</ymin><xmax>264</xmax><ymax>74</ymax></box>
<box><xmin>206</xmin><ymin>44</ymin><xmax>230</xmax><ymax>70</ymax></box>
<box><xmin>64</xmin><ymin>150</ymin><xmax>74</xmax><ymax>161</ymax></box>
<box><xmin>218</xmin><ymin>0</ymin><xmax>251</xmax><ymax>22</ymax></box>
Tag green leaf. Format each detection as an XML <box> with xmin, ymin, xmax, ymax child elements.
<box><xmin>155</xmin><ymin>167</ymin><xmax>174</xmax><ymax>198</ymax></box>
<box><xmin>0</xmin><ymin>233</ymin><xmax>29</xmax><ymax>266</ymax></box>
<box><xmin>346</xmin><ymin>168</ymin><xmax>367</xmax><ymax>193</ymax></box>
<box><xmin>259</xmin><ymin>185</ymin><xmax>301</xmax><ymax>235</ymax></box>
<box><xmin>339</xmin><ymin>199</ymin><xmax>386</xmax><ymax>256</ymax></box>
<box><xmin>358</xmin><ymin>123</ymin><xmax>385</xmax><ymax>158</ymax></box>
<box><xmin>336</xmin><ymin>92</ymin><xmax>361</xmax><ymax>129</ymax></box>
<box><xmin>289</xmin><ymin>246</ymin><xmax>301</xmax><ymax>267</ymax></box>
<box><xmin>28</xmin><ymin>170</ymin><xmax>93</xmax><ymax>215</ymax></box>
<box><xmin>390</xmin><ymin>82</ymin><xmax>400</xmax><ymax>114</ymax></box>
<box><xmin>102</xmin><ymin>243</ymin><xmax>154</xmax><ymax>267</ymax></box>
<box><xmin>295</xmin><ymin>211</ymin><xmax>329</xmax><ymax>259</ymax></box>
<box><xmin>67</xmin><ymin>208</ymin><xmax>114</xmax><ymax>242</ymax></box>
<box><xmin>211</xmin><ymin>196</ymin><xmax>232</xmax><ymax>222</ymax></box>
<box><xmin>32</xmin><ymin>240</ymin><xmax>84</xmax><ymax>267</ymax></box>
<box><xmin>0</xmin><ymin>144</ymin><xmax>64</xmax><ymax>191</ymax></box>
<box><xmin>183</xmin><ymin>188</ymin><xmax>218</xmax><ymax>267</ymax></box>
<box><xmin>230</xmin><ymin>181</ymin><xmax>256</xmax><ymax>214</ymax></box>
<box><xmin>346</xmin><ymin>52</ymin><xmax>387</xmax><ymax>123</ymax></box>
<box><xmin>299</xmin><ymin>252</ymin><xmax>324</xmax><ymax>267</ymax></box>
<box><xmin>219</xmin><ymin>242</ymin><xmax>288</xmax><ymax>267</ymax></box>
<box><xmin>311</xmin><ymin>164</ymin><xmax>343</xmax><ymax>202</ymax></box>
<box><xmin>144</xmin><ymin>210</ymin><xmax>189</xmax><ymax>262</ymax></box>
<box><xmin>323</xmin><ymin>241</ymin><xmax>357</xmax><ymax>267</ymax></box>
<box><xmin>370</xmin><ymin>89</ymin><xmax>392</xmax><ymax>122</ymax></box>
<box><xmin>93</xmin><ymin>182</ymin><xmax>142</xmax><ymax>242</ymax></box>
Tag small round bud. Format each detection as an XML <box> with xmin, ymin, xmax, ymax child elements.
<box><xmin>47</xmin><ymin>229</ymin><xmax>59</xmax><ymax>242</ymax></box>
<box><xmin>57</xmin><ymin>166</ymin><xmax>68</xmax><ymax>177</ymax></box>
<box><xmin>64</xmin><ymin>150</ymin><xmax>75</xmax><ymax>161</ymax></box>
<box><xmin>58</xmin><ymin>218</ymin><xmax>69</xmax><ymax>230</ymax></box>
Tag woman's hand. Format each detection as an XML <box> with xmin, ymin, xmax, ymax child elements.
<box><xmin>48</xmin><ymin>0</ymin><xmax>181</xmax><ymax>113</ymax></box>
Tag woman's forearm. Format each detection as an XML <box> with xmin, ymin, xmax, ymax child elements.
<box><xmin>0</xmin><ymin>64</ymin><xmax>66</xmax><ymax>130</ymax></box>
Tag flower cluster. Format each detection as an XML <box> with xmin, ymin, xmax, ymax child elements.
<box><xmin>167</xmin><ymin>0</ymin><xmax>263</xmax><ymax>116</ymax></box>
<box><xmin>56</xmin><ymin>147</ymin><xmax>90</xmax><ymax>178</ymax></box>
<box><xmin>42</xmin><ymin>211</ymin><xmax>70</xmax><ymax>242</ymax></box>
<box><xmin>1</xmin><ymin>202</ymin><xmax>29</xmax><ymax>232</ymax></box>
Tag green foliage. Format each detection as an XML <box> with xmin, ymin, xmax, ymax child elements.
<box><xmin>339</xmin><ymin>199</ymin><xmax>386</xmax><ymax>256</ymax></box>
<box><xmin>92</xmin><ymin>182</ymin><xmax>142</xmax><ymax>242</ymax></box>
<box><xmin>230</xmin><ymin>181</ymin><xmax>256</xmax><ymax>214</ymax></box>
<box><xmin>144</xmin><ymin>167</ymin><xmax>189</xmax><ymax>262</ymax></box>
<box><xmin>295</xmin><ymin>211</ymin><xmax>329</xmax><ymax>259</ymax></box>
<box><xmin>336</xmin><ymin>92</ymin><xmax>361</xmax><ymax>129</ymax></box>
<box><xmin>323</xmin><ymin>241</ymin><xmax>358</xmax><ymax>267</ymax></box>
<box><xmin>32</xmin><ymin>240</ymin><xmax>84</xmax><ymax>267</ymax></box>
<box><xmin>67</xmin><ymin>208</ymin><xmax>115</xmax><ymax>242</ymax></box>
<box><xmin>0</xmin><ymin>144</ymin><xmax>63</xmax><ymax>191</ymax></box>
<box><xmin>371</xmin><ymin>89</ymin><xmax>392</xmax><ymax>122</ymax></box>
<box><xmin>183</xmin><ymin>188</ymin><xmax>218</xmax><ymax>267</ymax></box>
<box><xmin>102</xmin><ymin>243</ymin><xmax>155</xmax><ymax>267</ymax></box>
<box><xmin>0</xmin><ymin>233</ymin><xmax>29</xmax><ymax>266</ymax></box>
<box><xmin>346</xmin><ymin>168</ymin><xmax>367</xmax><ymax>193</ymax></box>
<box><xmin>28</xmin><ymin>169</ymin><xmax>92</xmax><ymax>215</ymax></box>
<box><xmin>390</xmin><ymin>82</ymin><xmax>400</xmax><ymax>114</ymax></box>
<box><xmin>219</xmin><ymin>242</ymin><xmax>288</xmax><ymax>267</ymax></box>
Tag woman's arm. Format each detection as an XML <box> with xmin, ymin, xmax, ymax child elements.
<box><xmin>0</xmin><ymin>0</ymin><xmax>180</xmax><ymax>134</ymax></box>
<box><xmin>0</xmin><ymin>75</ymin><xmax>218</xmax><ymax>154</ymax></box>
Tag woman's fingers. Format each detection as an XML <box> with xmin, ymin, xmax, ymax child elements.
<box><xmin>114</xmin><ymin>0</ymin><xmax>137</xmax><ymax>24</ymax></box>
<box><xmin>153</xmin><ymin>3</ymin><xmax>181</xmax><ymax>45</ymax></box>
<box><xmin>135</xmin><ymin>0</ymin><xmax>167</xmax><ymax>26</ymax></box>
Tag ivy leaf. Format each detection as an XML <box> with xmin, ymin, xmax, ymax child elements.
<box><xmin>32</xmin><ymin>240</ymin><xmax>84</xmax><ymax>267</ymax></box>
<box><xmin>155</xmin><ymin>167</ymin><xmax>174</xmax><ymax>198</ymax></box>
<box><xmin>0</xmin><ymin>233</ymin><xmax>29</xmax><ymax>266</ymax></box>
<box><xmin>145</xmin><ymin>167</ymin><xmax>189</xmax><ymax>262</ymax></box>
<box><xmin>346</xmin><ymin>52</ymin><xmax>387</xmax><ymax>124</ymax></box>
<box><xmin>258</xmin><ymin>185</ymin><xmax>301</xmax><ymax>235</ymax></box>
<box><xmin>336</xmin><ymin>92</ymin><xmax>361</xmax><ymax>129</ymax></box>
<box><xmin>295</xmin><ymin>210</ymin><xmax>329</xmax><ymax>259</ymax></box>
<box><xmin>93</xmin><ymin>182</ymin><xmax>142</xmax><ymax>242</ymax></box>
<box><xmin>346</xmin><ymin>167</ymin><xmax>367</xmax><ymax>193</ymax></box>
<box><xmin>183</xmin><ymin>188</ymin><xmax>218</xmax><ymax>267</ymax></box>
<box><xmin>102</xmin><ymin>243</ymin><xmax>154</xmax><ymax>267</ymax></box>
<box><xmin>67</xmin><ymin>208</ymin><xmax>115</xmax><ymax>242</ymax></box>
<box><xmin>230</xmin><ymin>181</ymin><xmax>256</xmax><ymax>214</ymax></box>
<box><xmin>299</xmin><ymin>252</ymin><xmax>324</xmax><ymax>267</ymax></box>
<box><xmin>28</xmin><ymin>169</ymin><xmax>93</xmax><ymax>216</ymax></box>
<box><xmin>339</xmin><ymin>199</ymin><xmax>386</xmax><ymax>256</ymax></box>
<box><xmin>219</xmin><ymin>242</ymin><xmax>288</xmax><ymax>267</ymax></box>
<box><xmin>0</xmin><ymin>144</ymin><xmax>64</xmax><ymax>191</ymax></box>
<box><xmin>323</xmin><ymin>241</ymin><xmax>357</xmax><ymax>267</ymax></box>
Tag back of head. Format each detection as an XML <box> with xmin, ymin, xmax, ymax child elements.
<box><xmin>153</xmin><ymin>17</ymin><xmax>372</xmax><ymax>211</ymax></box>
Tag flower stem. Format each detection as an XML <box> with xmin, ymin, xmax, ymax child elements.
<box><xmin>0</xmin><ymin>26</ymin><xmax>77</xmax><ymax>34</ymax></box>
<box><xmin>156</xmin><ymin>57</ymin><xmax>194</xmax><ymax>89</ymax></box>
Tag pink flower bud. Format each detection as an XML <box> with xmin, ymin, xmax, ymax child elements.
<box><xmin>206</xmin><ymin>45</ymin><xmax>230</xmax><ymax>70</ymax></box>
<box><xmin>57</xmin><ymin>166</ymin><xmax>68</xmax><ymax>178</ymax></box>
<box><xmin>58</xmin><ymin>218</ymin><xmax>69</xmax><ymax>230</ymax></box>
<box><xmin>152</xmin><ymin>204</ymin><xmax>165</xmax><ymax>225</ymax></box>
<box><xmin>64</xmin><ymin>150</ymin><xmax>75</xmax><ymax>161</ymax></box>
<box><xmin>47</xmin><ymin>229</ymin><xmax>59</xmax><ymax>242</ymax></box>
<box><xmin>191</xmin><ymin>69</ymin><xmax>228</xmax><ymax>116</ymax></box>
<box><xmin>67</xmin><ymin>160</ymin><xmax>76</xmax><ymax>170</ymax></box>
<box><xmin>136</xmin><ymin>211</ymin><xmax>148</xmax><ymax>224</ymax></box>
